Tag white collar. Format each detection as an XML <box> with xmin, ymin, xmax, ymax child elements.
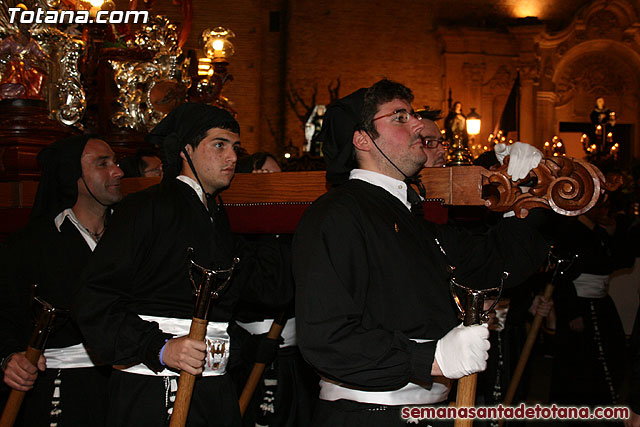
<box><xmin>349</xmin><ymin>169</ymin><xmax>411</xmax><ymax>210</ymax></box>
<box><xmin>176</xmin><ymin>175</ymin><xmax>206</xmax><ymax>206</ymax></box>
<box><xmin>54</xmin><ymin>208</ymin><xmax>97</xmax><ymax>251</ymax></box>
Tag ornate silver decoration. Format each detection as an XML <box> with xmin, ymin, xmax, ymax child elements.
<box><xmin>48</xmin><ymin>30</ymin><xmax>85</xmax><ymax>127</ymax></box>
<box><xmin>110</xmin><ymin>16</ymin><xmax>191</xmax><ymax>131</ymax></box>
<box><xmin>0</xmin><ymin>2</ymin><xmax>86</xmax><ymax>127</ymax></box>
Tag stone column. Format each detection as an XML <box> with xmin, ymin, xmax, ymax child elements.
<box><xmin>518</xmin><ymin>62</ymin><xmax>540</xmax><ymax>147</ymax></box>
<box><xmin>536</xmin><ymin>91</ymin><xmax>557</xmax><ymax>148</ymax></box>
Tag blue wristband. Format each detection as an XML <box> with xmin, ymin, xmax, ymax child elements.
<box><xmin>159</xmin><ymin>339</ymin><xmax>169</xmax><ymax>366</ymax></box>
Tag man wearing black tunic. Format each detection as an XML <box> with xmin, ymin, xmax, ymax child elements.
<box><xmin>75</xmin><ymin>104</ymin><xmax>290</xmax><ymax>426</ymax></box>
<box><xmin>0</xmin><ymin>135</ymin><xmax>123</xmax><ymax>425</ymax></box>
<box><xmin>550</xmin><ymin>198</ymin><xmax>634</xmax><ymax>408</ymax></box>
<box><xmin>293</xmin><ymin>80</ymin><xmax>549</xmax><ymax>426</ymax></box>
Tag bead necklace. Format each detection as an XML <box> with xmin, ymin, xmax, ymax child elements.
<box><xmin>76</xmin><ymin>222</ymin><xmax>105</xmax><ymax>242</ymax></box>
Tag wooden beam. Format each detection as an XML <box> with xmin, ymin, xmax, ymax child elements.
<box><xmin>0</xmin><ymin>157</ymin><xmax>610</xmax><ymax>238</ymax></box>
<box><xmin>0</xmin><ymin>181</ymin><xmax>39</xmax><ymax>208</ymax></box>
<box><xmin>118</xmin><ymin>168</ymin><xmax>485</xmax><ymax>205</ymax></box>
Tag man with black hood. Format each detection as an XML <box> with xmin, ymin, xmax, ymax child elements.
<box><xmin>293</xmin><ymin>79</ymin><xmax>550</xmax><ymax>426</ymax></box>
<box><xmin>75</xmin><ymin>104</ymin><xmax>291</xmax><ymax>426</ymax></box>
<box><xmin>0</xmin><ymin>135</ymin><xmax>123</xmax><ymax>425</ymax></box>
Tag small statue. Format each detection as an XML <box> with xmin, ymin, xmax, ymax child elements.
<box><xmin>444</xmin><ymin>101</ymin><xmax>467</xmax><ymax>143</ymax></box>
<box><xmin>585</xmin><ymin>96</ymin><xmax>617</xmax><ymax>160</ymax></box>
<box><xmin>0</xmin><ymin>21</ymin><xmax>51</xmax><ymax>100</ymax></box>
<box><xmin>304</xmin><ymin>104</ymin><xmax>326</xmax><ymax>156</ymax></box>
<box><xmin>590</xmin><ymin>96</ymin><xmax>615</xmax><ymax>127</ymax></box>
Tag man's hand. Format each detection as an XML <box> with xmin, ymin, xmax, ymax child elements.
<box><xmin>529</xmin><ymin>295</ymin><xmax>554</xmax><ymax>318</ymax></box>
<box><xmin>495</xmin><ymin>142</ymin><xmax>543</xmax><ymax>181</ymax></box>
<box><xmin>161</xmin><ymin>336</ymin><xmax>207</xmax><ymax>375</ymax></box>
<box><xmin>433</xmin><ymin>324</ymin><xmax>490</xmax><ymax>379</ymax></box>
<box><xmin>2</xmin><ymin>352</ymin><xmax>46</xmax><ymax>391</ymax></box>
<box><xmin>569</xmin><ymin>316</ymin><xmax>585</xmax><ymax>333</ymax></box>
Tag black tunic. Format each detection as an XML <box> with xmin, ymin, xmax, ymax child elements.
<box><xmin>0</xmin><ymin>215</ymin><xmax>109</xmax><ymax>426</ymax></box>
<box><xmin>551</xmin><ymin>216</ymin><xmax>632</xmax><ymax>406</ymax></box>
<box><xmin>292</xmin><ymin>179</ymin><xmax>549</xmax><ymax>392</ymax></box>
<box><xmin>230</xmin><ymin>234</ymin><xmax>318</xmax><ymax>427</ymax></box>
<box><xmin>74</xmin><ymin>178</ymin><xmax>290</xmax><ymax>425</ymax></box>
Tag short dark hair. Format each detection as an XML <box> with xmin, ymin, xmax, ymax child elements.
<box><xmin>252</xmin><ymin>152</ymin><xmax>279</xmax><ymax>170</ymax></box>
<box><xmin>181</xmin><ymin>121</ymin><xmax>240</xmax><ymax>172</ymax></box>
<box><xmin>417</xmin><ymin>107</ymin><xmax>442</xmax><ymax>121</ymax></box>
<box><xmin>235</xmin><ymin>151</ymin><xmax>279</xmax><ymax>173</ymax></box>
<box><xmin>138</xmin><ymin>148</ymin><xmax>161</xmax><ymax>174</ymax></box>
<box><xmin>359</xmin><ymin>79</ymin><xmax>414</xmax><ymax>139</ymax></box>
<box><xmin>187</xmin><ymin>121</ymin><xmax>240</xmax><ymax>150</ymax></box>
<box><xmin>119</xmin><ymin>148</ymin><xmax>161</xmax><ymax>177</ymax></box>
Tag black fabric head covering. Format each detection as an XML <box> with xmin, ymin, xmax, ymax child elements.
<box><xmin>30</xmin><ymin>134</ymin><xmax>96</xmax><ymax>222</ymax></box>
<box><xmin>118</xmin><ymin>155</ymin><xmax>141</xmax><ymax>178</ymax></box>
<box><xmin>146</xmin><ymin>103</ymin><xmax>239</xmax><ymax>179</ymax></box>
<box><xmin>318</xmin><ymin>88</ymin><xmax>367</xmax><ymax>185</ymax></box>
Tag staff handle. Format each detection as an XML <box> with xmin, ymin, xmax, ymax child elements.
<box><xmin>499</xmin><ymin>282</ymin><xmax>554</xmax><ymax>427</ymax></box>
<box><xmin>169</xmin><ymin>318</ymin><xmax>208</xmax><ymax>427</ymax></box>
<box><xmin>454</xmin><ymin>373</ymin><xmax>478</xmax><ymax>427</ymax></box>
<box><xmin>0</xmin><ymin>346</ymin><xmax>43</xmax><ymax>427</ymax></box>
<box><xmin>238</xmin><ymin>315</ymin><xmax>287</xmax><ymax>416</ymax></box>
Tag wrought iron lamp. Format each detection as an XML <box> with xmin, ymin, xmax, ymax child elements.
<box><xmin>189</xmin><ymin>27</ymin><xmax>235</xmax><ymax>114</ymax></box>
<box><xmin>466</xmin><ymin>108</ymin><xmax>481</xmax><ymax>136</ymax></box>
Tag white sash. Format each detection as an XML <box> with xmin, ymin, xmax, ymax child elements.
<box><xmin>117</xmin><ymin>315</ymin><xmax>230</xmax><ymax>377</ymax></box>
<box><xmin>318</xmin><ymin>339</ymin><xmax>450</xmax><ymax>405</ymax></box>
<box><xmin>44</xmin><ymin>343</ymin><xmax>97</xmax><ymax>369</ymax></box>
<box><xmin>574</xmin><ymin>273</ymin><xmax>609</xmax><ymax>298</ymax></box>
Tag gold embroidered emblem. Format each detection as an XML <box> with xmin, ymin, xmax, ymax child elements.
<box><xmin>394</xmin><ymin>223</ymin><xmax>399</xmax><ymax>233</ymax></box>
<box><xmin>207</xmin><ymin>339</ymin><xmax>226</xmax><ymax>370</ymax></box>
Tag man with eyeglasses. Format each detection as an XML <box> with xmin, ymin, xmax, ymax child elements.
<box><xmin>293</xmin><ymin>79</ymin><xmax>550</xmax><ymax>426</ymax></box>
<box><xmin>418</xmin><ymin>109</ymin><xmax>448</xmax><ymax>168</ymax></box>
<box><xmin>118</xmin><ymin>148</ymin><xmax>164</xmax><ymax>178</ymax></box>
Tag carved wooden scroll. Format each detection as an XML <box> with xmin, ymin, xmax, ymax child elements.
<box><xmin>480</xmin><ymin>156</ymin><xmax>621</xmax><ymax>218</ymax></box>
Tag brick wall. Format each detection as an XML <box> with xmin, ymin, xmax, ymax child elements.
<box><xmin>284</xmin><ymin>0</ymin><xmax>444</xmax><ymax>150</ymax></box>
<box><xmin>149</xmin><ymin>0</ymin><xmax>446</xmax><ymax>157</ymax></box>
<box><xmin>147</xmin><ymin>0</ymin><xmax>582</xmax><ymax>157</ymax></box>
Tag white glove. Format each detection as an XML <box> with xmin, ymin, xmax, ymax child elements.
<box><xmin>494</xmin><ymin>142</ymin><xmax>542</xmax><ymax>181</ymax></box>
<box><xmin>434</xmin><ymin>323</ymin><xmax>490</xmax><ymax>379</ymax></box>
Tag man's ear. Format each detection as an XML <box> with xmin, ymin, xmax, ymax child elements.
<box><xmin>179</xmin><ymin>144</ymin><xmax>193</xmax><ymax>162</ymax></box>
<box><xmin>76</xmin><ymin>176</ymin><xmax>84</xmax><ymax>196</ymax></box>
<box><xmin>353</xmin><ymin>130</ymin><xmax>371</xmax><ymax>153</ymax></box>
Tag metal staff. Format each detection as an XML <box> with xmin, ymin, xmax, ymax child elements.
<box><xmin>169</xmin><ymin>248</ymin><xmax>239</xmax><ymax>427</ymax></box>
<box><xmin>499</xmin><ymin>251</ymin><xmax>576</xmax><ymax>427</ymax></box>
<box><xmin>238</xmin><ymin>312</ymin><xmax>288</xmax><ymax>416</ymax></box>
<box><xmin>0</xmin><ymin>297</ymin><xmax>65</xmax><ymax>427</ymax></box>
<box><xmin>450</xmin><ymin>270</ymin><xmax>507</xmax><ymax>427</ymax></box>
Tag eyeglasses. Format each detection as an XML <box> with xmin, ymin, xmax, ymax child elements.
<box><xmin>422</xmin><ymin>138</ymin><xmax>447</xmax><ymax>148</ymax></box>
<box><xmin>142</xmin><ymin>166</ymin><xmax>163</xmax><ymax>177</ymax></box>
<box><xmin>372</xmin><ymin>109</ymin><xmax>422</xmax><ymax>123</ymax></box>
